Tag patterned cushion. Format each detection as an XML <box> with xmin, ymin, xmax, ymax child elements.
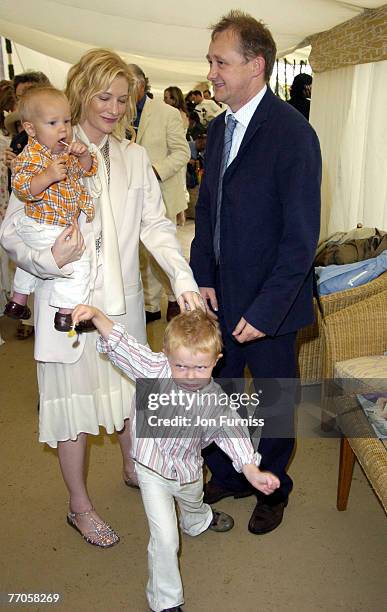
<box><xmin>335</xmin><ymin>355</ymin><xmax>387</xmax><ymax>386</ymax></box>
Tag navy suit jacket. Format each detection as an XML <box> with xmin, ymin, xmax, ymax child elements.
<box><xmin>190</xmin><ymin>87</ymin><xmax>322</xmax><ymax>337</ymax></box>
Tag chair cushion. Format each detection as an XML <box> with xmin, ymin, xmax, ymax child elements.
<box><xmin>334</xmin><ymin>355</ymin><xmax>387</xmax><ymax>380</ymax></box>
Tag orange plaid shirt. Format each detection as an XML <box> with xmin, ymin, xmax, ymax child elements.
<box><xmin>11</xmin><ymin>138</ymin><xmax>97</xmax><ymax>227</ymax></box>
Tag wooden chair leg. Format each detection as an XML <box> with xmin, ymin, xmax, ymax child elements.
<box><xmin>337</xmin><ymin>437</ymin><xmax>356</xmax><ymax>511</ymax></box>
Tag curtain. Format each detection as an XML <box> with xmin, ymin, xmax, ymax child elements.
<box><xmin>310</xmin><ymin>60</ymin><xmax>387</xmax><ymax>241</ymax></box>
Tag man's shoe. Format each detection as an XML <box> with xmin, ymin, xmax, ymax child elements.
<box><xmin>146</xmin><ymin>310</ymin><xmax>161</xmax><ymax>324</ymax></box>
<box><xmin>166</xmin><ymin>300</ymin><xmax>180</xmax><ymax>322</ymax></box>
<box><xmin>208</xmin><ymin>510</ymin><xmax>234</xmax><ymax>532</ymax></box>
<box><xmin>248</xmin><ymin>496</ymin><xmax>288</xmax><ymax>535</ymax></box>
<box><xmin>203</xmin><ymin>480</ymin><xmax>254</xmax><ymax>504</ymax></box>
<box><xmin>4</xmin><ymin>301</ymin><xmax>31</xmax><ymax>320</ymax></box>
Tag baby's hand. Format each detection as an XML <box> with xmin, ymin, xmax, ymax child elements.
<box><xmin>46</xmin><ymin>158</ymin><xmax>67</xmax><ymax>183</ymax></box>
<box><xmin>68</xmin><ymin>140</ymin><xmax>92</xmax><ymax>171</ymax></box>
<box><xmin>68</xmin><ymin>140</ymin><xmax>89</xmax><ymax>158</ymax></box>
<box><xmin>242</xmin><ymin>464</ymin><xmax>280</xmax><ymax>495</ymax></box>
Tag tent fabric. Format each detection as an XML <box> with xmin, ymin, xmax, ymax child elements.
<box><xmin>310</xmin><ymin>60</ymin><xmax>387</xmax><ymax>240</ymax></box>
<box><xmin>0</xmin><ymin>1</ymin><xmax>383</xmax><ymax>90</ymax></box>
<box><xmin>308</xmin><ymin>5</ymin><xmax>387</xmax><ymax>73</ymax></box>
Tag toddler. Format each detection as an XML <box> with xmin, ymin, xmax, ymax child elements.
<box><xmin>72</xmin><ymin>304</ymin><xmax>280</xmax><ymax>612</ymax></box>
<box><xmin>4</xmin><ymin>86</ymin><xmax>97</xmax><ymax>332</ymax></box>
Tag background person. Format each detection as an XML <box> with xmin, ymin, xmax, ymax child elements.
<box><xmin>129</xmin><ymin>64</ymin><xmax>190</xmax><ymax>323</ymax></box>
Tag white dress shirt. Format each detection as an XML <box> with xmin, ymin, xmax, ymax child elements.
<box><xmin>226</xmin><ymin>85</ymin><xmax>267</xmax><ymax>166</ymax></box>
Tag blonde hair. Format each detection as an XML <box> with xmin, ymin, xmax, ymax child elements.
<box><xmin>65</xmin><ymin>48</ymin><xmax>136</xmax><ymax>139</ymax></box>
<box><xmin>18</xmin><ymin>86</ymin><xmax>68</xmax><ymax>122</ymax></box>
<box><xmin>163</xmin><ymin>310</ymin><xmax>223</xmax><ymax>357</ymax></box>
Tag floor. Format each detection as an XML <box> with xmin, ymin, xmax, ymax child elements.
<box><xmin>0</xmin><ymin>221</ymin><xmax>385</xmax><ymax>612</ymax></box>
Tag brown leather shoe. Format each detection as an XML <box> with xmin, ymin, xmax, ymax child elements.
<box><xmin>203</xmin><ymin>480</ymin><xmax>254</xmax><ymax>504</ymax></box>
<box><xmin>166</xmin><ymin>300</ymin><xmax>180</xmax><ymax>322</ymax></box>
<box><xmin>248</xmin><ymin>496</ymin><xmax>288</xmax><ymax>535</ymax></box>
<box><xmin>4</xmin><ymin>301</ymin><xmax>31</xmax><ymax>320</ymax></box>
<box><xmin>54</xmin><ymin>312</ymin><xmax>73</xmax><ymax>332</ymax></box>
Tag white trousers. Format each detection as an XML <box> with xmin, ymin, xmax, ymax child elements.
<box><xmin>13</xmin><ymin>215</ymin><xmax>90</xmax><ymax>309</ymax></box>
<box><xmin>136</xmin><ymin>463</ymin><xmax>213</xmax><ymax>612</ymax></box>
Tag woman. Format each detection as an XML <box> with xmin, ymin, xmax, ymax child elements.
<box><xmin>163</xmin><ymin>86</ymin><xmax>189</xmax><ymax>225</ymax></box>
<box><xmin>163</xmin><ymin>86</ymin><xmax>189</xmax><ymax>131</ymax></box>
<box><xmin>0</xmin><ymin>49</ymin><xmax>202</xmax><ymax>547</ymax></box>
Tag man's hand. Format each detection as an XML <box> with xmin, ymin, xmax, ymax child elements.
<box><xmin>177</xmin><ymin>291</ymin><xmax>206</xmax><ymax>314</ymax></box>
<box><xmin>199</xmin><ymin>287</ymin><xmax>218</xmax><ymax>320</ymax></box>
<box><xmin>232</xmin><ymin>317</ymin><xmax>266</xmax><ymax>343</ymax></box>
<box><xmin>51</xmin><ymin>218</ymin><xmax>85</xmax><ymax>268</ymax></box>
<box><xmin>242</xmin><ymin>464</ymin><xmax>280</xmax><ymax>495</ymax></box>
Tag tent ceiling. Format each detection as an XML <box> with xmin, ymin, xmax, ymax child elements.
<box><xmin>0</xmin><ymin>1</ymin><xmax>383</xmax><ymax>88</ymax></box>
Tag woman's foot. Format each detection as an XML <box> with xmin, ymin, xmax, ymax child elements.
<box><xmin>67</xmin><ymin>507</ymin><xmax>120</xmax><ymax>548</ymax></box>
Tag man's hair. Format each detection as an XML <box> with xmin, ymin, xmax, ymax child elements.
<box><xmin>163</xmin><ymin>310</ymin><xmax>223</xmax><ymax>357</ymax></box>
<box><xmin>18</xmin><ymin>86</ymin><xmax>68</xmax><ymax>122</ymax></box>
<box><xmin>164</xmin><ymin>86</ymin><xmax>186</xmax><ymax>113</ymax></box>
<box><xmin>13</xmin><ymin>71</ymin><xmax>50</xmax><ymax>94</ymax></box>
<box><xmin>192</xmin><ymin>90</ymin><xmax>203</xmax><ymax>97</ymax></box>
<box><xmin>66</xmin><ymin>48</ymin><xmax>136</xmax><ymax>137</ymax></box>
<box><xmin>127</xmin><ymin>64</ymin><xmax>151</xmax><ymax>94</ymax></box>
<box><xmin>211</xmin><ymin>10</ymin><xmax>277</xmax><ymax>82</ymax></box>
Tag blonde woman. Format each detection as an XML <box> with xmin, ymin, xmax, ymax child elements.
<box><xmin>0</xmin><ymin>49</ymin><xmax>202</xmax><ymax>547</ymax></box>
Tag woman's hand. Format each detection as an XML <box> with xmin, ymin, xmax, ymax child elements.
<box><xmin>177</xmin><ymin>291</ymin><xmax>207</xmax><ymax>314</ymax></box>
<box><xmin>51</xmin><ymin>219</ymin><xmax>85</xmax><ymax>268</ymax></box>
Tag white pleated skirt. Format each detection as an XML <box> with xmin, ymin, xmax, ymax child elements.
<box><xmin>37</xmin><ymin>329</ymin><xmax>135</xmax><ymax>448</ymax></box>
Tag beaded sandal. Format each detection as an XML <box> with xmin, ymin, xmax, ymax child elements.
<box><xmin>66</xmin><ymin>508</ymin><xmax>120</xmax><ymax>548</ymax></box>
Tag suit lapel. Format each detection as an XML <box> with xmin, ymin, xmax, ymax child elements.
<box><xmin>224</xmin><ymin>87</ymin><xmax>274</xmax><ymax>180</ymax></box>
<box><xmin>136</xmin><ymin>97</ymin><xmax>152</xmax><ymax>144</ymax></box>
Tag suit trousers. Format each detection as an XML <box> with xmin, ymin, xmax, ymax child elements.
<box><xmin>203</xmin><ymin>306</ymin><xmax>297</xmax><ymax>499</ymax></box>
<box><xmin>136</xmin><ymin>462</ymin><xmax>213</xmax><ymax>612</ymax></box>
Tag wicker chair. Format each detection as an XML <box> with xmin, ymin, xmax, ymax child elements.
<box><xmin>321</xmin><ymin>291</ymin><xmax>387</xmax><ymax>512</ymax></box>
<box><xmin>297</xmin><ymin>272</ymin><xmax>387</xmax><ymax>384</ymax></box>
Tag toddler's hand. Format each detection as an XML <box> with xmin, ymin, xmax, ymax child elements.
<box><xmin>242</xmin><ymin>464</ymin><xmax>280</xmax><ymax>495</ymax></box>
<box><xmin>46</xmin><ymin>158</ymin><xmax>67</xmax><ymax>183</ymax></box>
<box><xmin>72</xmin><ymin>304</ymin><xmax>99</xmax><ymax>325</ymax></box>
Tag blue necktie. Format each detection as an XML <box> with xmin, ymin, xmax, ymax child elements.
<box><xmin>213</xmin><ymin>115</ymin><xmax>237</xmax><ymax>263</ymax></box>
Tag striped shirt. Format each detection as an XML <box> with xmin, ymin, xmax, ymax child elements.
<box><xmin>11</xmin><ymin>137</ymin><xmax>97</xmax><ymax>227</ymax></box>
<box><xmin>97</xmin><ymin>324</ymin><xmax>261</xmax><ymax>484</ymax></box>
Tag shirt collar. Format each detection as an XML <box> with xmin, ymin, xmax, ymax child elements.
<box><xmin>28</xmin><ymin>136</ymin><xmax>53</xmax><ymax>158</ymax></box>
<box><xmin>225</xmin><ymin>84</ymin><xmax>267</xmax><ymax>128</ymax></box>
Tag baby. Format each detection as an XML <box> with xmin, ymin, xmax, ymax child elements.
<box><xmin>72</xmin><ymin>304</ymin><xmax>280</xmax><ymax>612</ymax></box>
<box><xmin>4</xmin><ymin>86</ymin><xmax>97</xmax><ymax>332</ymax></box>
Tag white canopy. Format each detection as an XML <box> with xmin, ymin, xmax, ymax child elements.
<box><xmin>0</xmin><ymin>0</ymin><xmax>382</xmax><ymax>91</ymax></box>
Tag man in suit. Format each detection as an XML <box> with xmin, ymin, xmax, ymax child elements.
<box><xmin>190</xmin><ymin>10</ymin><xmax>321</xmax><ymax>534</ymax></box>
<box><xmin>128</xmin><ymin>64</ymin><xmax>190</xmax><ymax>323</ymax></box>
